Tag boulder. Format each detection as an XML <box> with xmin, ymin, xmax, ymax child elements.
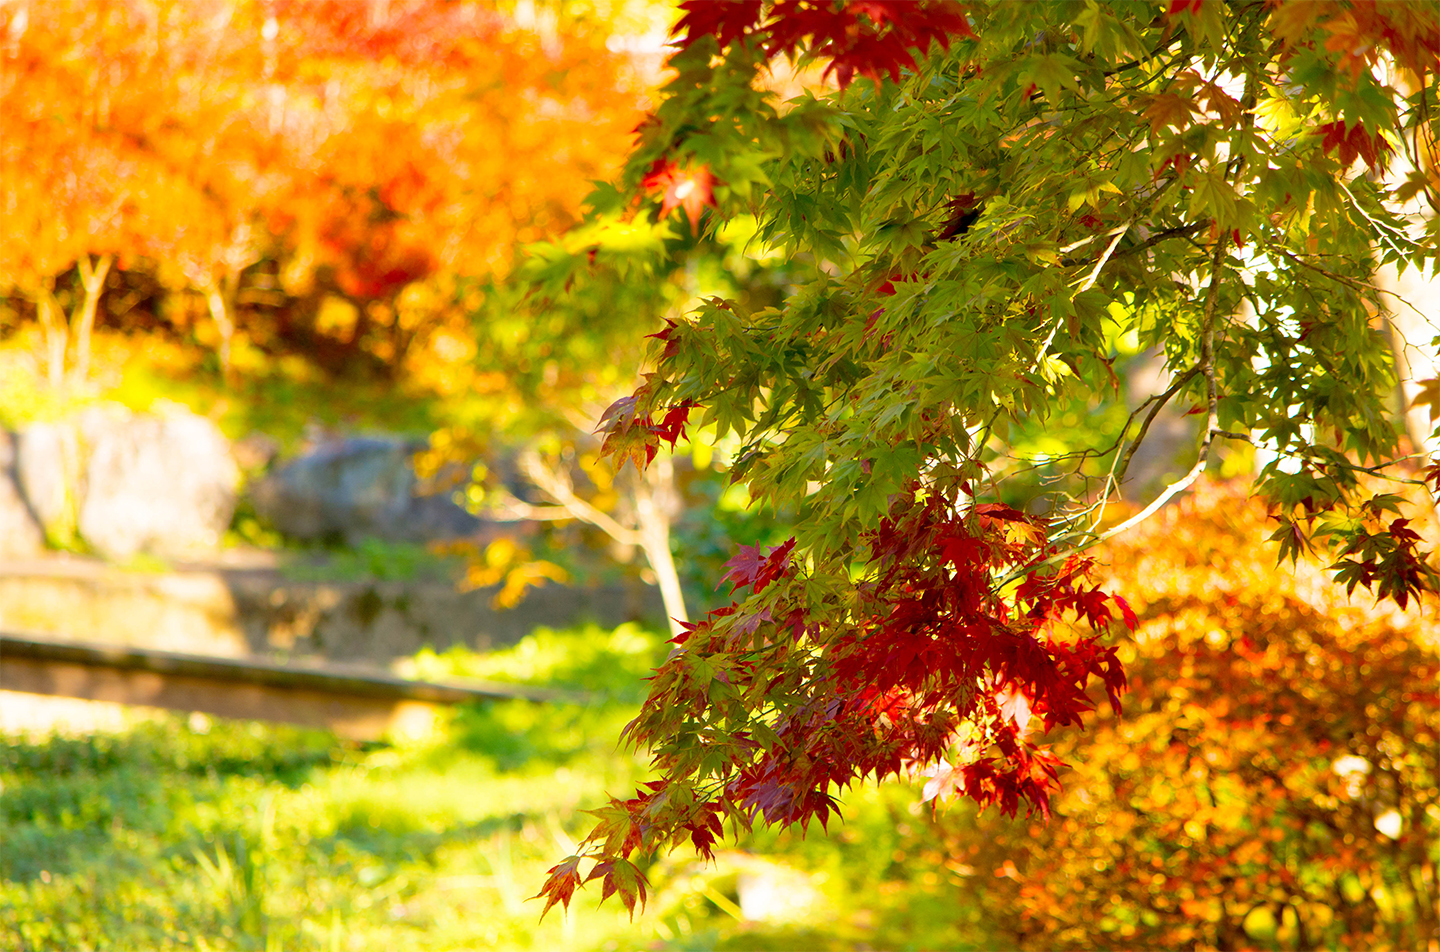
<box><xmin>0</xmin><ymin>431</ymin><xmax>45</xmax><ymax>557</ymax></box>
<box><xmin>74</xmin><ymin>407</ymin><xmax>240</xmax><ymax>559</ymax></box>
<box><xmin>252</xmin><ymin>437</ymin><xmax>481</xmax><ymax>544</ymax></box>
<box><xmin>12</xmin><ymin>405</ymin><xmax>239</xmax><ymax>560</ymax></box>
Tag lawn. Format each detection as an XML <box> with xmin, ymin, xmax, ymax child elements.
<box><xmin>1</xmin><ymin>624</ymin><xmax>995</xmax><ymax>952</ymax></box>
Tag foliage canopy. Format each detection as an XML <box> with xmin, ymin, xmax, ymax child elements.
<box><xmin>538</xmin><ymin>0</ymin><xmax>1440</xmax><ymax>916</ymax></box>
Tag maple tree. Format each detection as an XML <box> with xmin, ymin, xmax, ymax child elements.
<box><xmin>537</xmin><ymin>0</ymin><xmax>1440</xmax><ymax>916</ymax></box>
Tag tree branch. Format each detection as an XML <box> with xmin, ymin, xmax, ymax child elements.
<box><xmin>1008</xmin><ymin>237</ymin><xmax>1235</xmax><ymax>583</ymax></box>
<box><xmin>517</xmin><ymin>449</ymin><xmax>641</xmax><ymax>546</ymax></box>
<box><xmin>1095</xmin><ymin>233</ymin><xmax>1232</xmax><ymax>547</ymax></box>
<box><xmin>1109</xmin><ymin>365</ymin><xmax>1201</xmax><ymax>489</ymax></box>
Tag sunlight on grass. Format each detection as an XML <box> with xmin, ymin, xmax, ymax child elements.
<box><xmin>0</xmin><ymin>623</ymin><xmax>1001</xmax><ymax>951</ymax></box>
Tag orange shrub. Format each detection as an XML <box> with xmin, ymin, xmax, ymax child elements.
<box><xmin>930</xmin><ymin>482</ymin><xmax>1439</xmax><ymax>950</ymax></box>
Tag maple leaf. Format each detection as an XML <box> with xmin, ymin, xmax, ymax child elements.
<box><xmin>646</xmin><ymin>318</ymin><xmax>683</xmax><ymax>362</ymax></box>
<box><xmin>596</xmin><ymin>394</ymin><xmax>661</xmax><ymax>472</ymax></box>
<box><xmin>641</xmin><ymin>159</ymin><xmax>717</xmax><ymax>232</ymax></box>
<box><xmin>1111</xmin><ymin>594</ymin><xmax>1138</xmax><ymax>632</ymax></box>
<box><xmin>996</xmin><ymin>684</ymin><xmax>1034</xmax><ymax>737</ymax></box>
<box><xmin>673</xmin><ymin>0</ymin><xmax>764</xmax><ymax>50</ymax></box>
<box><xmin>1140</xmin><ymin>92</ymin><xmax>1201</xmax><ymax>135</ymax></box>
<box><xmin>653</xmin><ymin>402</ymin><xmax>694</xmax><ymax>448</ymax></box>
<box><xmin>1315</xmin><ymin>120</ymin><xmax>1393</xmax><ymax>173</ymax></box>
<box><xmin>1166</xmin><ymin>0</ymin><xmax>1204</xmax><ymax>16</ymax></box>
<box><xmin>1424</xmin><ymin>457</ymin><xmax>1440</xmax><ymax>495</ymax></box>
<box><xmin>674</xmin><ymin>0</ymin><xmax>973</xmax><ymax>91</ymax></box>
<box><xmin>585</xmin><ymin>858</ymin><xmax>648</xmax><ymax>918</ymax></box>
<box><xmin>684</xmin><ymin>805</ymin><xmax>726</xmax><ymax>861</ymax></box>
<box><xmin>533</xmin><ymin>854</ymin><xmax>584</xmax><ymax>921</ymax></box>
<box><xmin>720</xmin><ymin>538</ymin><xmax>797</xmax><ymax>594</ymax></box>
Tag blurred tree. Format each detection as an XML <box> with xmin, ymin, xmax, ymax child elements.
<box><xmin>417</xmin><ymin>202</ymin><xmax>797</xmax><ymax>634</ymax></box>
<box><xmin>0</xmin><ymin>0</ymin><xmax>165</xmax><ymax>385</ymax></box>
<box><xmin>0</xmin><ymin>0</ymin><xmax>651</xmax><ymax>385</ymax></box>
<box><xmin>930</xmin><ymin>481</ymin><xmax>1439</xmax><ymax>950</ymax></box>
<box><xmin>262</xmin><ymin>0</ymin><xmax>653</xmax><ymax>377</ymax></box>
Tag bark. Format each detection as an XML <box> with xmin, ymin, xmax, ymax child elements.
<box><xmin>72</xmin><ymin>253</ymin><xmax>114</xmax><ymax>382</ymax></box>
<box><xmin>33</xmin><ymin>282</ymin><xmax>68</xmax><ymax>389</ymax></box>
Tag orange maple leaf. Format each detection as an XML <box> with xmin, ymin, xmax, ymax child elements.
<box><xmin>641</xmin><ymin>159</ymin><xmax>716</xmax><ymax>231</ymax></box>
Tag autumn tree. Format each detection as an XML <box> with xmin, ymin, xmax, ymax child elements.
<box><xmin>939</xmin><ymin>482</ymin><xmax>1439</xmax><ymax>950</ymax></box>
<box><xmin>0</xmin><ymin>0</ymin><xmax>652</xmax><ymax>386</ymax></box>
<box><xmin>0</xmin><ymin>0</ymin><xmax>171</xmax><ymax>386</ymax></box>
<box><xmin>538</xmin><ymin>0</ymin><xmax>1440</xmax><ymax>915</ymax></box>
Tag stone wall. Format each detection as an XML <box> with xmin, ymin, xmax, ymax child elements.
<box><xmin>0</xmin><ymin>555</ymin><xmax>665</xmax><ymax>665</ymax></box>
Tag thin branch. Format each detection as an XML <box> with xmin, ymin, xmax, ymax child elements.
<box><xmin>1075</xmin><ymin>222</ymin><xmax>1131</xmax><ymax>293</ymax></box>
<box><xmin>1004</xmin><ymin>237</ymin><xmax>1234</xmax><ymax>583</ymax></box>
<box><xmin>518</xmin><ymin>449</ymin><xmax>641</xmax><ymax>546</ymax></box>
<box><xmin>1338</xmin><ymin>178</ymin><xmax>1418</xmax><ymax>262</ymax></box>
<box><xmin>1273</xmin><ymin>248</ymin><xmax>1434</xmax><ymax>324</ymax></box>
<box><xmin>1108</xmin><ymin>364</ymin><xmax>1202</xmax><ymax>488</ymax></box>
<box><xmin>1102</xmin><ymin>232</ymin><xmax>1232</xmax><ymax>545</ymax></box>
<box><xmin>480</xmin><ymin>495</ymin><xmax>582</xmax><ymax>523</ymax></box>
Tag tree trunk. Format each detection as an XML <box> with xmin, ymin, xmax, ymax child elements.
<box><xmin>33</xmin><ymin>282</ymin><xmax>68</xmax><ymax>389</ymax></box>
<box><xmin>633</xmin><ymin>455</ymin><xmax>689</xmax><ymax>637</ymax></box>
<box><xmin>517</xmin><ymin>448</ymin><xmax>690</xmax><ymax>635</ymax></box>
<box><xmin>1378</xmin><ymin>259</ymin><xmax>1440</xmax><ymax>459</ymax></box>
<box><xmin>202</xmin><ymin>273</ymin><xmax>237</xmax><ymax>379</ymax></box>
<box><xmin>72</xmin><ymin>253</ymin><xmax>113</xmax><ymax>382</ymax></box>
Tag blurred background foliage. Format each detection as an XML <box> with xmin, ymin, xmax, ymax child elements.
<box><xmin>3</xmin><ymin>486</ymin><xmax>1435</xmax><ymax>950</ymax></box>
<box><xmin>2</xmin><ymin>0</ymin><xmax>1437</xmax><ymax>948</ymax></box>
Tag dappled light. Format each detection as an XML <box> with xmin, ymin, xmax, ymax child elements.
<box><xmin>2</xmin><ymin>1</ymin><xmax>1438</xmax><ymax>950</ymax></box>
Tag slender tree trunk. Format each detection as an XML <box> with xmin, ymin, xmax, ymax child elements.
<box><xmin>202</xmin><ymin>272</ymin><xmax>237</xmax><ymax>379</ymax></box>
<box><xmin>33</xmin><ymin>282</ymin><xmax>68</xmax><ymax>389</ymax></box>
<box><xmin>633</xmin><ymin>455</ymin><xmax>689</xmax><ymax>637</ymax></box>
<box><xmin>72</xmin><ymin>253</ymin><xmax>113</xmax><ymax>382</ymax></box>
<box><xmin>1378</xmin><ymin>260</ymin><xmax>1440</xmax><ymax>459</ymax></box>
<box><xmin>517</xmin><ymin>448</ymin><xmax>690</xmax><ymax>635</ymax></box>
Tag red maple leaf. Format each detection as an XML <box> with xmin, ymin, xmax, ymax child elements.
<box><xmin>1316</xmin><ymin>119</ymin><xmax>1393</xmax><ymax>172</ymax></box>
<box><xmin>1167</xmin><ymin>0</ymin><xmax>1204</xmax><ymax>15</ymax></box>
<box><xmin>673</xmin><ymin>0</ymin><xmax>973</xmax><ymax>90</ymax></box>
<box><xmin>533</xmin><ymin>854</ymin><xmax>584</xmax><ymax>920</ymax></box>
<box><xmin>641</xmin><ymin>159</ymin><xmax>716</xmax><ymax>231</ymax></box>
<box><xmin>653</xmin><ymin>402</ymin><xmax>694</xmax><ymax>448</ymax></box>
<box><xmin>673</xmin><ymin>0</ymin><xmax>765</xmax><ymax>50</ymax></box>
<box><xmin>720</xmin><ymin>539</ymin><xmax>798</xmax><ymax>594</ymax></box>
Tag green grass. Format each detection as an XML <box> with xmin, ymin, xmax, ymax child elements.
<box><xmin>1</xmin><ymin>624</ymin><xmax>998</xmax><ymax>951</ymax></box>
<box><xmin>279</xmin><ymin>539</ymin><xmax>464</xmax><ymax>585</ymax></box>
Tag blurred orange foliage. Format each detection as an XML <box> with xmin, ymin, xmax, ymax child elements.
<box><xmin>922</xmin><ymin>481</ymin><xmax>1439</xmax><ymax>950</ymax></box>
<box><xmin>0</xmin><ymin>0</ymin><xmax>652</xmax><ymax>381</ymax></box>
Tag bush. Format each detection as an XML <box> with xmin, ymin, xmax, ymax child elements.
<box><xmin>917</xmin><ymin>482</ymin><xmax>1440</xmax><ymax>950</ymax></box>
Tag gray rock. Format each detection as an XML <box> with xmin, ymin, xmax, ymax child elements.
<box><xmin>252</xmin><ymin>437</ymin><xmax>480</xmax><ymax>544</ymax></box>
<box><xmin>74</xmin><ymin>407</ymin><xmax>240</xmax><ymax>559</ymax></box>
<box><xmin>0</xmin><ymin>431</ymin><xmax>45</xmax><ymax>557</ymax></box>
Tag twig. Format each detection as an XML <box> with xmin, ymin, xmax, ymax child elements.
<box><xmin>1075</xmin><ymin>223</ymin><xmax>1131</xmax><ymax>293</ymax></box>
<box><xmin>1002</xmin><ymin>235</ymin><xmax>1234</xmax><ymax>583</ymax></box>
<box><xmin>1099</xmin><ymin>232</ymin><xmax>1232</xmax><ymax>546</ymax></box>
